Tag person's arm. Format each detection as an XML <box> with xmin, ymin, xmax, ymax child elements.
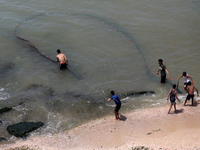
<box><xmin>194</xmin><ymin>87</ymin><xmax>199</xmax><ymax>96</ymax></box>
<box><xmin>186</xmin><ymin>86</ymin><xmax>189</xmax><ymax>93</ymax></box>
<box><xmin>66</xmin><ymin>59</ymin><xmax>68</xmax><ymax>65</ymax></box>
<box><xmin>187</xmin><ymin>75</ymin><xmax>194</xmax><ymax>84</ymax></box>
<box><xmin>167</xmin><ymin>89</ymin><xmax>171</xmax><ymax>102</ymax></box>
<box><xmin>108</xmin><ymin>98</ymin><xmax>112</xmax><ymax>101</ymax></box>
<box><xmin>165</xmin><ymin>69</ymin><xmax>172</xmax><ymax>80</ymax></box>
<box><xmin>175</xmin><ymin>91</ymin><xmax>180</xmax><ymax>102</ymax></box>
<box><xmin>178</xmin><ymin>75</ymin><xmax>183</xmax><ymax>80</ymax></box>
<box><xmin>63</xmin><ymin>55</ymin><xmax>68</xmax><ymax>65</ymax></box>
<box><xmin>57</xmin><ymin>57</ymin><xmax>59</xmax><ymax>62</ymax></box>
<box><xmin>157</xmin><ymin>68</ymin><xmax>161</xmax><ymax>75</ymax></box>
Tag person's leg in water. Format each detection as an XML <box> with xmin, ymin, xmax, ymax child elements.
<box><xmin>184</xmin><ymin>84</ymin><xmax>187</xmax><ymax>91</ymax></box>
<box><xmin>59</xmin><ymin>63</ymin><xmax>67</xmax><ymax>70</ymax></box>
<box><xmin>184</xmin><ymin>83</ymin><xmax>189</xmax><ymax>91</ymax></box>
<box><xmin>161</xmin><ymin>74</ymin><xmax>166</xmax><ymax>84</ymax></box>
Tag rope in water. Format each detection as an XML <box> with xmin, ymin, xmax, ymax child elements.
<box><xmin>13</xmin><ymin>12</ymin><xmax>154</xmax><ymax>77</ymax></box>
<box><xmin>14</xmin><ymin>12</ymin><xmax>179</xmax><ymax>93</ymax></box>
<box><xmin>14</xmin><ymin>13</ymin><xmax>82</xmax><ymax>80</ymax></box>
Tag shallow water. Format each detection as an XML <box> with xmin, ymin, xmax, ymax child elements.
<box><xmin>0</xmin><ymin>0</ymin><xmax>200</xmax><ymax>141</ymax></box>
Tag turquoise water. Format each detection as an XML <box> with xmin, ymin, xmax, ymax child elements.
<box><xmin>0</xmin><ymin>0</ymin><xmax>200</xmax><ymax>141</ymax></box>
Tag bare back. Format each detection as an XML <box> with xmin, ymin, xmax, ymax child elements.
<box><xmin>57</xmin><ymin>53</ymin><xmax>68</xmax><ymax>64</ymax></box>
<box><xmin>187</xmin><ymin>85</ymin><xmax>195</xmax><ymax>95</ymax></box>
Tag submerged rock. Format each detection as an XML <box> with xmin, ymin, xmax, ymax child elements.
<box><xmin>0</xmin><ymin>107</ymin><xmax>12</xmax><ymax>114</ymax></box>
<box><xmin>27</xmin><ymin>84</ymin><xmax>54</xmax><ymax>96</ymax></box>
<box><xmin>0</xmin><ymin>120</ymin><xmax>3</xmax><ymax>125</ymax></box>
<box><xmin>0</xmin><ymin>137</ymin><xmax>7</xmax><ymax>142</ymax></box>
<box><xmin>119</xmin><ymin>91</ymin><xmax>155</xmax><ymax>98</ymax></box>
<box><xmin>0</xmin><ymin>62</ymin><xmax>14</xmax><ymax>74</ymax></box>
<box><xmin>7</xmin><ymin>121</ymin><xmax>44</xmax><ymax>138</ymax></box>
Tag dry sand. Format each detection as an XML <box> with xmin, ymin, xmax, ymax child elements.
<box><xmin>1</xmin><ymin>100</ymin><xmax>200</xmax><ymax>150</ymax></box>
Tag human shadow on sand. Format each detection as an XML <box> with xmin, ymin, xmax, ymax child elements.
<box><xmin>119</xmin><ymin>114</ymin><xmax>127</xmax><ymax>121</ymax></box>
<box><xmin>184</xmin><ymin>100</ymin><xmax>199</xmax><ymax>107</ymax></box>
<box><xmin>169</xmin><ymin>109</ymin><xmax>184</xmax><ymax>114</ymax></box>
<box><xmin>175</xmin><ymin>109</ymin><xmax>184</xmax><ymax>114</ymax></box>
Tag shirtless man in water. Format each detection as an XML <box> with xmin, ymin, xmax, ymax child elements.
<box><xmin>56</xmin><ymin>49</ymin><xmax>68</xmax><ymax>70</ymax></box>
<box><xmin>184</xmin><ymin>81</ymin><xmax>199</xmax><ymax>106</ymax></box>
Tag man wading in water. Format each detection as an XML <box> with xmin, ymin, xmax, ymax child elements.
<box><xmin>56</xmin><ymin>49</ymin><xmax>68</xmax><ymax>70</ymax></box>
<box><xmin>184</xmin><ymin>81</ymin><xmax>199</xmax><ymax>106</ymax></box>
<box><xmin>157</xmin><ymin>59</ymin><xmax>172</xmax><ymax>84</ymax></box>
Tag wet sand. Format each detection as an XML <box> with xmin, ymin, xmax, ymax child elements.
<box><xmin>1</xmin><ymin>100</ymin><xmax>200</xmax><ymax>150</ymax></box>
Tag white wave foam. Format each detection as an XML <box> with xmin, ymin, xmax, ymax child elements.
<box><xmin>0</xmin><ymin>87</ymin><xmax>10</xmax><ymax>100</ymax></box>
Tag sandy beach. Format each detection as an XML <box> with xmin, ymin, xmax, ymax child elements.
<box><xmin>1</xmin><ymin>100</ymin><xmax>200</xmax><ymax>150</ymax></box>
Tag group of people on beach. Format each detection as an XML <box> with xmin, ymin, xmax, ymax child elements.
<box><xmin>157</xmin><ymin>59</ymin><xmax>199</xmax><ymax>114</ymax></box>
<box><xmin>56</xmin><ymin>49</ymin><xmax>198</xmax><ymax>118</ymax></box>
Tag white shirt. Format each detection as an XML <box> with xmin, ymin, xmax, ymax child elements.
<box><xmin>184</xmin><ymin>74</ymin><xmax>190</xmax><ymax>83</ymax></box>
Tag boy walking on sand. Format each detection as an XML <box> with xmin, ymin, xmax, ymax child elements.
<box><xmin>184</xmin><ymin>81</ymin><xmax>199</xmax><ymax>106</ymax></box>
<box><xmin>108</xmin><ymin>91</ymin><xmax>121</xmax><ymax>120</ymax></box>
<box><xmin>167</xmin><ymin>84</ymin><xmax>180</xmax><ymax>114</ymax></box>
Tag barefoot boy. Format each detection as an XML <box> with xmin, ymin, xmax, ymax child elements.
<box><xmin>184</xmin><ymin>81</ymin><xmax>199</xmax><ymax>106</ymax></box>
<box><xmin>167</xmin><ymin>84</ymin><xmax>180</xmax><ymax>114</ymax></box>
<box><xmin>108</xmin><ymin>91</ymin><xmax>121</xmax><ymax>120</ymax></box>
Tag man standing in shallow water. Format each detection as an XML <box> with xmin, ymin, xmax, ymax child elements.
<box><xmin>157</xmin><ymin>59</ymin><xmax>172</xmax><ymax>83</ymax></box>
<box><xmin>184</xmin><ymin>81</ymin><xmax>199</xmax><ymax>106</ymax></box>
<box><xmin>56</xmin><ymin>49</ymin><xmax>68</xmax><ymax>70</ymax></box>
<box><xmin>108</xmin><ymin>91</ymin><xmax>121</xmax><ymax>120</ymax></box>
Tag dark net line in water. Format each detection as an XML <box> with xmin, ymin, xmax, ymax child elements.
<box><xmin>74</xmin><ymin>13</ymin><xmax>180</xmax><ymax>88</ymax></box>
<box><xmin>13</xmin><ymin>12</ymin><xmax>180</xmax><ymax>93</ymax></box>
<box><xmin>14</xmin><ymin>13</ymin><xmax>82</xmax><ymax>80</ymax></box>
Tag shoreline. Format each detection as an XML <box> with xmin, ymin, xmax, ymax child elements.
<box><xmin>1</xmin><ymin>100</ymin><xmax>200</xmax><ymax>150</ymax></box>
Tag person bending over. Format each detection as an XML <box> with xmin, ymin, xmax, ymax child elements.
<box><xmin>56</xmin><ymin>49</ymin><xmax>68</xmax><ymax>70</ymax></box>
<box><xmin>108</xmin><ymin>91</ymin><xmax>121</xmax><ymax>120</ymax></box>
<box><xmin>178</xmin><ymin>71</ymin><xmax>194</xmax><ymax>91</ymax></box>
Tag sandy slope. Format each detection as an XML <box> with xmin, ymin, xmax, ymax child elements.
<box><xmin>1</xmin><ymin>100</ymin><xmax>200</xmax><ymax>150</ymax></box>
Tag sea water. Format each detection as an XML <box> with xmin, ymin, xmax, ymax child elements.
<box><xmin>0</xmin><ymin>0</ymin><xmax>200</xmax><ymax>141</ymax></box>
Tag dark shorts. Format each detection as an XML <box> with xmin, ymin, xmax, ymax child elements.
<box><xmin>187</xmin><ymin>94</ymin><xmax>194</xmax><ymax>100</ymax></box>
<box><xmin>170</xmin><ymin>97</ymin><xmax>175</xmax><ymax>105</ymax></box>
<box><xmin>170</xmin><ymin>100</ymin><xmax>176</xmax><ymax>105</ymax></box>
<box><xmin>59</xmin><ymin>63</ymin><xmax>67</xmax><ymax>70</ymax></box>
<box><xmin>115</xmin><ymin>105</ymin><xmax>121</xmax><ymax>112</ymax></box>
<box><xmin>184</xmin><ymin>82</ymin><xmax>189</xmax><ymax>87</ymax></box>
<box><xmin>161</xmin><ymin>74</ymin><xmax>166</xmax><ymax>83</ymax></box>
